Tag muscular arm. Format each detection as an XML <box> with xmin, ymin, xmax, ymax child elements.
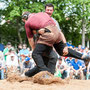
<box><xmin>60</xmin><ymin>31</ymin><xmax>66</xmax><ymax>43</ymax></box>
<box><xmin>28</xmin><ymin>37</ymin><xmax>35</xmax><ymax>51</ymax></box>
<box><xmin>25</xmin><ymin>22</ymin><xmax>35</xmax><ymax>50</ymax></box>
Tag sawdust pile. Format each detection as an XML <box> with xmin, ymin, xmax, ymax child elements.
<box><xmin>7</xmin><ymin>73</ymin><xmax>32</xmax><ymax>82</ymax></box>
<box><xmin>6</xmin><ymin>68</ymin><xmax>70</xmax><ymax>85</ymax></box>
<box><xmin>6</xmin><ymin>67</ymin><xmax>32</xmax><ymax>82</ymax></box>
<box><xmin>33</xmin><ymin>71</ymin><xmax>70</xmax><ymax>84</ymax></box>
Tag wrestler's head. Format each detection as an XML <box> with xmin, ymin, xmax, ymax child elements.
<box><xmin>22</xmin><ymin>11</ymin><xmax>30</xmax><ymax>22</ymax></box>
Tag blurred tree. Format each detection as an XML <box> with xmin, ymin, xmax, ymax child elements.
<box><xmin>0</xmin><ymin>0</ymin><xmax>90</xmax><ymax>47</ymax></box>
<box><xmin>46</xmin><ymin>0</ymin><xmax>90</xmax><ymax>47</ymax></box>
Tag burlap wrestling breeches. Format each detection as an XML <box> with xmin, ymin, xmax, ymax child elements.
<box><xmin>37</xmin><ymin>25</ymin><xmax>63</xmax><ymax>47</ymax></box>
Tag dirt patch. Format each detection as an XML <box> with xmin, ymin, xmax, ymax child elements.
<box><xmin>33</xmin><ymin>71</ymin><xmax>70</xmax><ymax>84</ymax></box>
<box><xmin>6</xmin><ymin>67</ymin><xmax>32</xmax><ymax>83</ymax></box>
<box><xmin>6</xmin><ymin>70</ymin><xmax>70</xmax><ymax>85</ymax></box>
<box><xmin>7</xmin><ymin>73</ymin><xmax>32</xmax><ymax>82</ymax></box>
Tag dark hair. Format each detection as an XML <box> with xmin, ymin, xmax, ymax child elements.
<box><xmin>45</xmin><ymin>3</ymin><xmax>54</xmax><ymax>10</ymax></box>
<box><xmin>7</xmin><ymin>42</ymin><xmax>11</xmax><ymax>45</ymax></box>
<box><xmin>22</xmin><ymin>11</ymin><xmax>30</xmax><ymax>20</ymax></box>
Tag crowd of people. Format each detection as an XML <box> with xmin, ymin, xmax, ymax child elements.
<box><xmin>0</xmin><ymin>42</ymin><xmax>35</xmax><ymax>79</ymax></box>
<box><xmin>55</xmin><ymin>45</ymin><xmax>90</xmax><ymax>80</ymax></box>
<box><xmin>0</xmin><ymin>42</ymin><xmax>90</xmax><ymax>80</ymax></box>
<box><xmin>0</xmin><ymin>3</ymin><xmax>90</xmax><ymax>80</ymax></box>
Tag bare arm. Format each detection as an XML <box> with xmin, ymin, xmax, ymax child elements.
<box><xmin>60</xmin><ymin>31</ymin><xmax>66</xmax><ymax>43</ymax></box>
<box><xmin>28</xmin><ymin>37</ymin><xmax>35</xmax><ymax>51</ymax></box>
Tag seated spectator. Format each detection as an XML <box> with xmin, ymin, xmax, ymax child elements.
<box><xmin>6</xmin><ymin>53</ymin><xmax>19</xmax><ymax>72</ymax></box>
<box><xmin>83</xmin><ymin>47</ymin><xmax>90</xmax><ymax>55</ymax></box>
<box><xmin>55</xmin><ymin>57</ymin><xmax>67</xmax><ymax>79</ymax></box>
<box><xmin>21</xmin><ymin>57</ymin><xmax>35</xmax><ymax>76</ymax></box>
<box><xmin>17</xmin><ymin>44</ymin><xmax>23</xmax><ymax>53</ymax></box>
<box><xmin>65</xmin><ymin>57</ymin><xmax>73</xmax><ymax>78</ymax></box>
<box><xmin>65</xmin><ymin>57</ymin><xmax>72</xmax><ymax>66</ymax></box>
<box><xmin>84</xmin><ymin>61</ymin><xmax>90</xmax><ymax>80</ymax></box>
<box><xmin>18</xmin><ymin>44</ymin><xmax>29</xmax><ymax>63</ymax></box>
<box><xmin>0</xmin><ymin>51</ymin><xmax>6</xmax><ymax>80</ymax></box>
<box><xmin>26</xmin><ymin>48</ymin><xmax>35</xmax><ymax>66</ymax></box>
<box><xmin>3</xmin><ymin>42</ymin><xmax>14</xmax><ymax>61</ymax></box>
<box><xmin>27</xmin><ymin>47</ymin><xmax>33</xmax><ymax>57</ymax></box>
<box><xmin>70</xmin><ymin>58</ymin><xmax>84</xmax><ymax>79</ymax></box>
<box><xmin>18</xmin><ymin>44</ymin><xmax>29</xmax><ymax>57</ymax></box>
<box><xmin>78</xmin><ymin>45</ymin><xmax>83</xmax><ymax>53</ymax></box>
<box><xmin>9</xmin><ymin>48</ymin><xmax>17</xmax><ymax>56</ymax></box>
<box><xmin>19</xmin><ymin>54</ymin><xmax>26</xmax><ymax>73</ymax></box>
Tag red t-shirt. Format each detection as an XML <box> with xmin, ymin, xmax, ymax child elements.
<box><xmin>25</xmin><ymin>12</ymin><xmax>56</xmax><ymax>38</ymax></box>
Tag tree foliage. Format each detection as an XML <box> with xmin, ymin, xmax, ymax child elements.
<box><xmin>0</xmin><ymin>0</ymin><xmax>90</xmax><ymax>47</ymax></box>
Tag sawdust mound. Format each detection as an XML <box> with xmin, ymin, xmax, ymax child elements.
<box><xmin>6</xmin><ymin>68</ymin><xmax>70</xmax><ymax>84</ymax></box>
<box><xmin>7</xmin><ymin>73</ymin><xmax>22</xmax><ymax>82</ymax></box>
<box><xmin>33</xmin><ymin>71</ymin><xmax>70</xmax><ymax>85</ymax></box>
<box><xmin>6</xmin><ymin>67</ymin><xmax>32</xmax><ymax>82</ymax></box>
<box><xmin>7</xmin><ymin>74</ymin><xmax>32</xmax><ymax>82</ymax></box>
<box><xmin>7</xmin><ymin>73</ymin><xmax>32</xmax><ymax>82</ymax></box>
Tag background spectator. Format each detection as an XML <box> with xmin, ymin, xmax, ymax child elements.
<box><xmin>0</xmin><ymin>51</ymin><xmax>6</xmax><ymax>80</ymax></box>
<box><xmin>21</xmin><ymin>57</ymin><xmax>35</xmax><ymax>76</ymax></box>
<box><xmin>17</xmin><ymin>44</ymin><xmax>23</xmax><ymax>53</ymax></box>
<box><xmin>70</xmin><ymin>58</ymin><xmax>84</xmax><ymax>79</ymax></box>
<box><xmin>3</xmin><ymin>42</ymin><xmax>14</xmax><ymax>61</ymax></box>
<box><xmin>55</xmin><ymin>57</ymin><xmax>67</xmax><ymax>79</ymax></box>
<box><xmin>6</xmin><ymin>53</ymin><xmax>19</xmax><ymax>72</ymax></box>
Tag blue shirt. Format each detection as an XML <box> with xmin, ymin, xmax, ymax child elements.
<box><xmin>70</xmin><ymin>59</ymin><xmax>82</xmax><ymax>70</ymax></box>
<box><xmin>19</xmin><ymin>49</ymin><xmax>29</xmax><ymax>55</ymax></box>
<box><xmin>0</xmin><ymin>44</ymin><xmax>4</xmax><ymax>51</ymax></box>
